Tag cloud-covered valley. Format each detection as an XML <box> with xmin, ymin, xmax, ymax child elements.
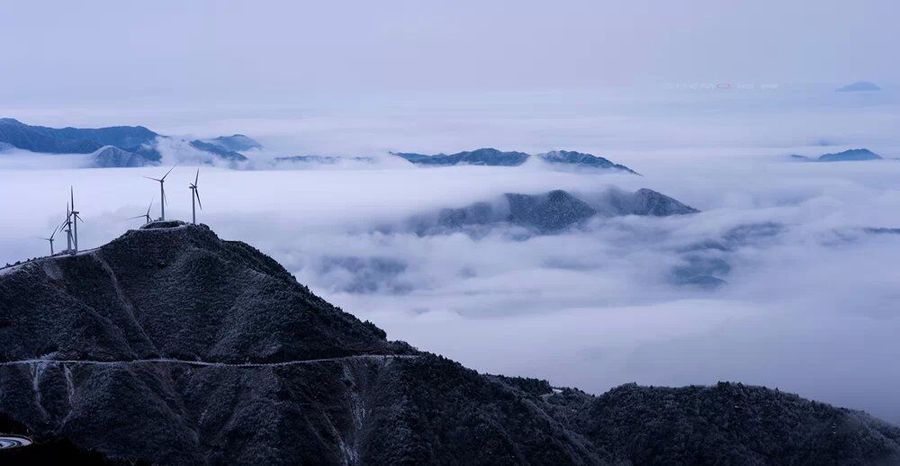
<box><xmin>2</xmin><ymin>150</ymin><xmax>899</xmax><ymax>423</ymax></box>
<box><xmin>2</xmin><ymin>88</ymin><xmax>899</xmax><ymax>424</ymax></box>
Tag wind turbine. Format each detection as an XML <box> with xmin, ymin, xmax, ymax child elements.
<box><xmin>129</xmin><ymin>199</ymin><xmax>154</xmax><ymax>224</ymax></box>
<box><xmin>63</xmin><ymin>202</ymin><xmax>73</xmax><ymax>253</ymax></box>
<box><xmin>69</xmin><ymin>187</ymin><xmax>83</xmax><ymax>253</ymax></box>
<box><xmin>144</xmin><ymin>165</ymin><xmax>175</xmax><ymax>221</ymax></box>
<box><xmin>39</xmin><ymin>223</ymin><xmax>61</xmax><ymax>255</ymax></box>
<box><xmin>189</xmin><ymin>169</ymin><xmax>202</xmax><ymax>224</ymax></box>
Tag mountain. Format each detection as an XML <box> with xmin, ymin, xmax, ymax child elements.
<box><xmin>392</xmin><ymin>148</ymin><xmax>530</xmax><ymax>166</ymax></box>
<box><xmin>0</xmin><ymin>118</ymin><xmax>259</xmax><ymax>166</ymax></box>
<box><xmin>91</xmin><ymin>146</ymin><xmax>156</xmax><ymax>168</ymax></box>
<box><xmin>607</xmin><ymin>188</ymin><xmax>700</xmax><ymax>216</ymax></box>
<box><xmin>537</xmin><ymin>150</ymin><xmax>638</xmax><ymax>174</ymax></box>
<box><xmin>415</xmin><ymin>188</ymin><xmax>698</xmax><ymax>236</ymax></box>
<box><xmin>673</xmin><ymin>223</ymin><xmax>784</xmax><ymax>289</ymax></box>
<box><xmin>188</xmin><ymin>140</ymin><xmax>248</xmax><ymax>161</ymax></box>
<box><xmin>791</xmin><ymin>148</ymin><xmax>882</xmax><ymax>162</ymax></box>
<box><xmin>0</xmin><ymin>118</ymin><xmax>158</xmax><ymax>154</ymax></box>
<box><xmin>1</xmin><ymin>223</ymin><xmax>899</xmax><ymax>464</ymax></box>
<box><xmin>549</xmin><ymin>383</ymin><xmax>900</xmax><ymax>465</ymax></box>
<box><xmin>836</xmin><ymin>81</ymin><xmax>882</xmax><ymax>92</ymax></box>
<box><xmin>865</xmin><ymin>227</ymin><xmax>900</xmax><ymax>235</ymax></box>
<box><xmin>392</xmin><ymin>148</ymin><xmax>636</xmax><ymax>173</ymax></box>
<box><xmin>202</xmin><ymin>134</ymin><xmax>261</xmax><ymax>152</ymax></box>
<box><xmin>506</xmin><ymin>190</ymin><xmax>599</xmax><ymax>233</ymax></box>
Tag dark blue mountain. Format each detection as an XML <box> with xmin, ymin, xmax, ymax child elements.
<box><xmin>0</xmin><ymin>118</ymin><xmax>258</xmax><ymax>166</ymax></box>
<box><xmin>412</xmin><ymin>188</ymin><xmax>698</xmax><ymax>236</ymax></box>
<box><xmin>537</xmin><ymin>150</ymin><xmax>637</xmax><ymax>174</ymax></box>
<box><xmin>202</xmin><ymin>134</ymin><xmax>261</xmax><ymax>152</ymax></box>
<box><xmin>0</xmin><ymin>118</ymin><xmax>157</xmax><ymax>154</ymax></box>
<box><xmin>791</xmin><ymin>148</ymin><xmax>882</xmax><ymax>162</ymax></box>
<box><xmin>393</xmin><ymin>147</ymin><xmax>636</xmax><ymax>173</ymax></box>
<box><xmin>864</xmin><ymin>227</ymin><xmax>900</xmax><ymax>235</ymax></box>
<box><xmin>393</xmin><ymin>147</ymin><xmax>530</xmax><ymax>166</ymax></box>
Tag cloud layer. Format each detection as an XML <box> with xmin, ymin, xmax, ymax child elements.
<box><xmin>2</xmin><ymin>90</ymin><xmax>899</xmax><ymax>423</ymax></box>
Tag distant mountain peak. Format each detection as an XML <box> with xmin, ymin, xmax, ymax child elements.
<box><xmin>393</xmin><ymin>147</ymin><xmax>636</xmax><ymax>172</ymax></box>
<box><xmin>203</xmin><ymin>134</ymin><xmax>262</xmax><ymax>152</ymax></box>
<box><xmin>836</xmin><ymin>81</ymin><xmax>882</xmax><ymax>92</ymax></box>
<box><xmin>392</xmin><ymin>147</ymin><xmax>530</xmax><ymax>166</ymax></box>
<box><xmin>412</xmin><ymin>188</ymin><xmax>698</xmax><ymax>236</ymax></box>
<box><xmin>0</xmin><ymin>118</ymin><xmax>260</xmax><ymax>167</ymax></box>
<box><xmin>791</xmin><ymin>148</ymin><xmax>882</xmax><ymax>162</ymax></box>
<box><xmin>538</xmin><ymin>150</ymin><xmax>638</xmax><ymax>174</ymax></box>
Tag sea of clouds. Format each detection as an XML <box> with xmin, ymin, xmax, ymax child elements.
<box><xmin>1</xmin><ymin>87</ymin><xmax>899</xmax><ymax>422</ymax></box>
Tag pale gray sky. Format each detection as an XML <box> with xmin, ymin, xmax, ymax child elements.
<box><xmin>0</xmin><ymin>0</ymin><xmax>897</xmax><ymax>106</ymax></box>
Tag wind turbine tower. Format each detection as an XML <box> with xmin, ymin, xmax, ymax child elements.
<box><xmin>40</xmin><ymin>223</ymin><xmax>61</xmax><ymax>255</ymax></box>
<box><xmin>144</xmin><ymin>166</ymin><xmax>175</xmax><ymax>221</ymax></box>
<box><xmin>69</xmin><ymin>187</ymin><xmax>82</xmax><ymax>253</ymax></box>
<box><xmin>189</xmin><ymin>169</ymin><xmax>202</xmax><ymax>224</ymax></box>
<box><xmin>64</xmin><ymin>202</ymin><xmax>73</xmax><ymax>253</ymax></box>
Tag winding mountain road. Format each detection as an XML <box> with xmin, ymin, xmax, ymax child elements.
<box><xmin>0</xmin><ymin>354</ymin><xmax>419</xmax><ymax>368</ymax></box>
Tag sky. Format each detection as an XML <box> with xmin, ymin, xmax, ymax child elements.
<box><xmin>1</xmin><ymin>0</ymin><xmax>898</xmax><ymax>109</ymax></box>
<box><xmin>2</xmin><ymin>0</ymin><xmax>900</xmax><ymax>425</ymax></box>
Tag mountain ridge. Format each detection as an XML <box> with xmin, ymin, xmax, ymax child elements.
<box><xmin>0</xmin><ymin>118</ymin><xmax>259</xmax><ymax>167</ymax></box>
<box><xmin>790</xmin><ymin>148</ymin><xmax>882</xmax><ymax>162</ymax></box>
<box><xmin>1</xmin><ymin>222</ymin><xmax>899</xmax><ymax>465</ymax></box>
<box><xmin>410</xmin><ymin>188</ymin><xmax>698</xmax><ymax>236</ymax></box>
<box><xmin>392</xmin><ymin>148</ymin><xmax>637</xmax><ymax>173</ymax></box>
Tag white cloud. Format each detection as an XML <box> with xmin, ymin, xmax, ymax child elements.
<box><xmin>2</xmin><ymin>90</ymin><xmax>900</xmax><ymax>424</ymax></box>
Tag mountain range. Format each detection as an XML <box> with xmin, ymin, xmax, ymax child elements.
<box><xmin>392</xmin><ymin>148</ymin><xmax>637</xmax><ymax>173</ymax></box>
<box><xmin>790</xmin><ymin>148</ymin><xmax>882</xmax><ymax>162</ymax></box>
<box><xmin>0</xmin><ymin>118</ymin><xmax>259</xmax><ymax>167</ymax></box>
<box><xmin>1</xmin><ymin>223</ymin><xmax>899</xmax><ymax>464</ymax></box>
<box><xmin>411</xmin><ymin>188</ymin><xmax>697</xmax><ymax>236</ymax></box>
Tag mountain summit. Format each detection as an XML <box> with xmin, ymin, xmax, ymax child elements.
<box><xmin>1</xmin><ymin>223</ymin><xmax>899</xmax><ymax>464</ymax></box>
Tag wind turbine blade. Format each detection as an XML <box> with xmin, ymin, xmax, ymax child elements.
<box><xmin>70</xmin><ymin>186</ymin><xmax>75</xmax><ymax>210</ymax></box>
<box><xmin>146</xmin><ymin>199</ymin><xmax>153</xmax><ymax>216</ymax></box>
<box><xmin>144</xmin><ymin>176</ymin><xmax>162</xmax><ymax>181</ymax></box>
<box><xmin>195</xmin><ymin>190</ymin><xmax>202</xmax><ymax>209</ymax></box>
<box><xmin>194</xmin><ymin>168</ymin><xmax>199</xmax><ymax>186</ymax></box>
<box><xmin>161</xmin><ymin>165</ymin><xmax>176</xmax><ymax>181</ymax></box>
